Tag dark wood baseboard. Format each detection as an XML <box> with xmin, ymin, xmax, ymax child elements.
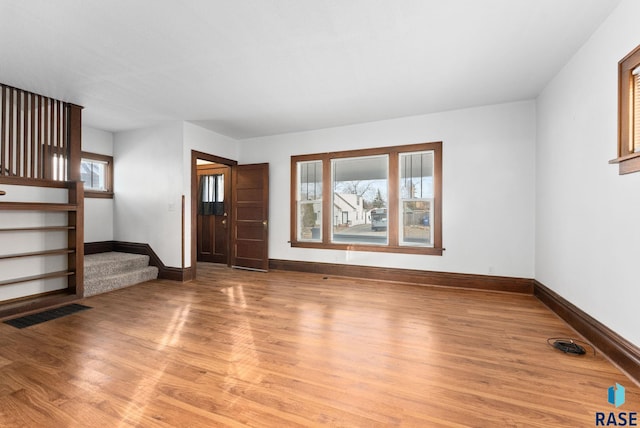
<box><xmin>84</xmin><ymin>241</ymin><xmax>193</xmax><ymax>282</ymax></box>
<box><xmin>85</xmin><ymin>241</ymin><xmax>114</xmax><ymax>255</ymax></box>
<box><xmin>269</xmin><ymin>259</ymin><xmax>534</xmax><ymax>294</ymax></box>
<box><xmin>0</xmin><ymin>291</ymin><xmax>79</xmax><ymax>321</ymax></box>
<box><xmin>534</xmin><ymin>280</ymin><xmax>640</xmax><ymax>384</ymax></box>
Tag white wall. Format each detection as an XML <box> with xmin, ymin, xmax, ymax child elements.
<box><xmin>182</xmin><ymin>122</ymin><xmax>239</xmax><ymax>267</ymax></box>
<box><xmin>240</xmin><ymin>101</ymin><xmax>536</xmax><ymax>278</ymax></box>
<box><xmin>110</xmin><ymin>121</ymin><xmax>238</xmax><ymax>269</ymax></box>
<box><xmin>82</xmin><ymin>126</ymin><xmax>114</xmax><ymax>243</ymax></box>
<box><xmin>536</xmin><ymin>0</ymin><xmax>640</xmax><ymax>347</ymax></box>
<box><xmin>83</xmin><ymin>125</ymin><xmax>114</xmax><ymax>155</ymax></box>
<box><xmin>114</xmin><ymin>122</ymin><xmax>184</xmax><ymax>267</ymax></box>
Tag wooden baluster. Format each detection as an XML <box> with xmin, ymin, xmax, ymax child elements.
<box><xmin>42</xmin><ymin>98</ymin><xmax>53</xmax><ymax>180</ymax></box>
<box><xmin>16</xmin><ymin>89</ymin><xmax>22</xmax><ymax>177</ymax></box>
<box><xmin>58</xmin><ymin>100</ymin><xmax>65</xmax><ymax>180</ymax></box>
<box><xmin>37</xmin><ymin>95</ymin><xmax>43</xmax><ymax>179</ymax></box>
<box><xmin>23</xmin><ymin>91</ymin><xmax>28</xmax><ymax>178</ymax></box>
<box><xmin>22</xmin><ymin>90</ymin><xmax>28</xmax><ymax>177</ymax></box>
<box><xmin>1</xmin><ymin>86</ymin><xmax>5</xmax><ymax>175</ymax></box>
<box><xmin>51</xmin><ymin>99</ymin><xmax>58</xmax><ymax>180</ymax></box>
<box><xmin>30</xmin><ymin>93</ymin><xmax>35</xmax><ymax>178</ymax></box>
<box><xmin>49</xmin><ymin>98</ymin><xmax>56</xmax><ymax>180</ymax></box>
<box><xmin>8</xmin><ymin>88</ymin><xmax>14</xmax><ymax>176</ymax></box>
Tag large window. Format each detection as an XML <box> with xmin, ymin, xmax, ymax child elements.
<box><xmin>612</xmin><ymin>44</ymin><xmax>640</xmax><ymax>174</ymax></box>
<box><xmin>291</xmin><ymin>142</ymin><xmax>442</xmax><ymax>255</ymax></box>
<box><xmin>332</xmin><ymin>155</ymin><xmax>388</xmax><ymax>245</ymax></box>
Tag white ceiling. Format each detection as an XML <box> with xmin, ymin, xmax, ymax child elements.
<box><xmin>0</xmin><ymin>0</ymin><xmax>621</xmax><ymax>139</ymax></box>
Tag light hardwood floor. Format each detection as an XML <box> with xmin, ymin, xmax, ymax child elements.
<box><xmin>0</xmin><ymin>263</ymin><xmax>638</xmax><ymax>427</ymax></box>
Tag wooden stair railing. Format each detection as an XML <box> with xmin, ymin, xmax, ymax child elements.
<box><xmin>1</xmin><ymin>82</ymin><xmax>84</xmax><ymax>320</ymax></box>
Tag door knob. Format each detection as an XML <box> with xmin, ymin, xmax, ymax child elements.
<box><xmin>222</xmin><ymin>219</ymin><xmax>227</xmax><ymax>228</ymax></box>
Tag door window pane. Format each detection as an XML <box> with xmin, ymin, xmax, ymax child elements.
<box><xmin>331</xmin><ymin>155</ymin><xmax>388</xmax><ymax>245</ymax></box>
<box><xmin>399</xmin><ymin>151</ymin><xmax>434</xmax><ymax>246</ymax></box>
<box><xmin>200</xmin><ymin>174</ymin><xmax>224</xmax><ymax>215</ymax></box>
<box><xmin>297</xmin><ymin>161</ymin><xmax>322</xmax><ymax>241</ymax></box>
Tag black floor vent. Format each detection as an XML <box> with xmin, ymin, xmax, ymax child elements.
<box><xmin>3</xmin><ymin>304</ymin><xmax>92</xmax><ymax>329</ymax></box>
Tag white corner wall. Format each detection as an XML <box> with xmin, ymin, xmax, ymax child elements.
<box><xmin>114</xmin><ymin>122</ymin><xmax>184</xmax><ymax>267</ymax></box>
<box><xmin>536</xmin><ymin>0</ymin><xmax>640</xmax><ymax>347</ymax></box>
<box><xmin>82</xmin><ymin>126</ymin><xmax>114</xmax><ymax>243</ymax></box>
<box><xmin>239</xmin><ymin>101</ymin><xmax>536</xmax><ymax>278</ymax></box>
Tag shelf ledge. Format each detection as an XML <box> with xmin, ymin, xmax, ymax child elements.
<box><xmin>0</xmin><ymin>249</ymin><xmax>75</xmax><ymax>261</ymax></box>
<box><xmin>0</xmin><ymin>271</ymin><xmax>74</xmax><ymax>287</ymax></box>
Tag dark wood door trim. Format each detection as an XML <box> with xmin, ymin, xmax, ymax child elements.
<box><xmin>190</xmin><ymin>151</ymin><xmax>237</xmax><ymax>280</ymax></box>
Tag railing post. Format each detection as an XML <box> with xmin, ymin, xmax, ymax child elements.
<box><xmin>66</xmin><ymin>104</ymin><xmax>83</xmax><ymax>182</ymax></box>
<box><xmin>68</xmin><ymin>180</ymin><xmax>84</xmax><ymax>297</ymax></box>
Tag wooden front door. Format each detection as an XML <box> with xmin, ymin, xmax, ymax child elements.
<box><xmin>197</xmin><ymin>164</ymin><xmax>230</xmax><ymax>264</ymax></box>
<box><xmin>232</xmin><ymin>163</ymin><xmax>269</xmax><ymax>271</ymax></box>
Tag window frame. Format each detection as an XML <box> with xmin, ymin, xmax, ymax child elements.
<box><xmin>331</xmin><ymin>153</ymin><xmax>389</xmax><ymax>246</ymax></box>
<box><xmin>295</xmin><ymin>159</ymin><xmax>324</xmax><ymax>242</ymax></box>
<box><xmin>80</xmin><ymin>151</ymin><xmax>113</xmax><ymax>198</ymax></box>
<box><xmin>611</xmin><ymin>44</ymin><xmax>640</xmax><ymax>175</ymax></box>
<box><xmin>398</xmin><ymin>150</ymin><xmax>436</xmax><ymax>247</ymax></box>
<box><xmin>290</xmin><ymin>142</ymin><xmax>443</xmax><ymax>256</ymax></box>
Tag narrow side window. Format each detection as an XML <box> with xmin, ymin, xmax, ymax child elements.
<box><xmin>611</xmin><ymin>44</ymin><xmax>640</xmax><ymax>174</ymax></box>
<box><xmin>81</xmin><ymin>151</ymin><xmax>113</xmax><ymax>198</ymax></box>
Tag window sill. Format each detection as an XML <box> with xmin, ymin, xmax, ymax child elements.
<box><xmin>291</xmin><ymin>241</ymin><xmax>444</xmax><ymax>256</ymax></box>
<box><xmin>609</xmin><ymin>152</ymin><xmax>640</xmax><ymax>175</ymax></box>
<box><xmin>84</xmin><ymin>191</ymin><xmax>114</xmax><ymax>199</ymax></box>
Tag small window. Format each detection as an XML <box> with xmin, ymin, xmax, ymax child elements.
<box><xmin>80</xmin><ymin>151</ymin><xmax>113</xmax><ymax>198</ymax></box>
<box><xmin>611</xmin><ymin>44</ymin><xmax>640</xmax><ymax>174</ymax></box>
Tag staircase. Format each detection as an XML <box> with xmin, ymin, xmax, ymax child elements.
<box><xmin>84</xmin><ymin>252</ymin><xmax>159</xmax><ymax>297</ymax></box>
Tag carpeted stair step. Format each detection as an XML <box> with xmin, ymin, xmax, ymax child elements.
<box><xmin>84</xmin><ymin>252</ymin><xmax>159</xmax><ymax>297</ymax></box>
<box><xmin>85</xmin><ymin>252</ymin><xmax>152</xmax><ymax>278</ymax></box>
<box><xmin>84</xmin><ymin>266</ymin><xmax>159</xmax><ymax>297</ymax></box>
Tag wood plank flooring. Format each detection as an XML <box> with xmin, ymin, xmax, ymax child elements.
<box><xmin>0</xmin><ymin>263</ymin><xmax>638</xmax><ymax>427</ymax></box>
